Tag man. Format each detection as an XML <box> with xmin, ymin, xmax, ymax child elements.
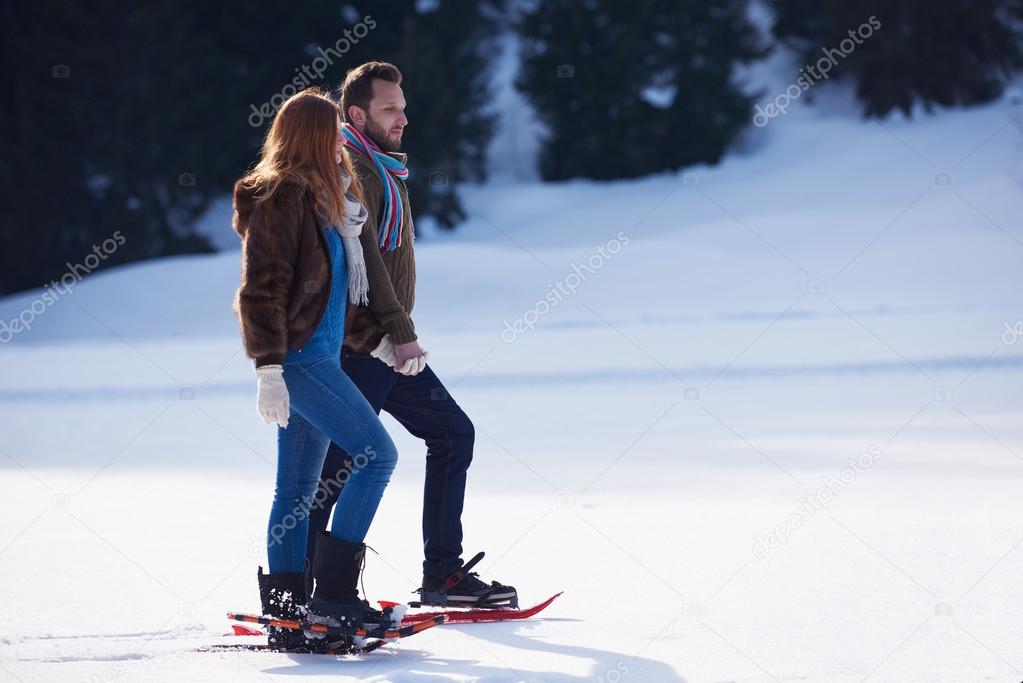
<box><xmin>306</xmin><ymin>61</ymin><xmax>516</xmax><ymax>607</ymax></box>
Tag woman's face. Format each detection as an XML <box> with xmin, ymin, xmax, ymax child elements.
<box><xmin>335</xmin><ymin>115</ymin><xmax>344</xmax><ymax>164</ymax></box>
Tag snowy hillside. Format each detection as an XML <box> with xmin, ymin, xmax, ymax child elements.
<box><xmin>3</xmin><ymin>44</ymin><xmax>1023</xmax><ymax>683</ymax></box>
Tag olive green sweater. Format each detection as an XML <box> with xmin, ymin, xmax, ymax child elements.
<box><xmin>343</xmin><ymin>150</ymin><xmax>417</xmax><ymax>352</ymax></box>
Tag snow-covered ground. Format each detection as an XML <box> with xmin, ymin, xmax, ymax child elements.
<box><xmin>3</xmin><ymin>42</ymin><xmax>1023</xmax><ymax>683</ymax></box>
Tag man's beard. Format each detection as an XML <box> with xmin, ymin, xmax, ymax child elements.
<box><xmin>364</xmin><ymin>116</ymin><xmax>401</xmax><ymax>152</ymax></box>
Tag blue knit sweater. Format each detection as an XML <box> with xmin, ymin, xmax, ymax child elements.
<box><xmin>286</xmin><ymin>227</ymin><xmax>347</xmax><ymax>360</ymax></box>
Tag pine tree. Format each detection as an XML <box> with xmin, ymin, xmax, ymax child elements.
<box><xmin>0</xmin><ymin>0</ymin><xmax>501</xmax><ymax>295</ymax></box>
<box><xmin>769</xmin><ymin>0</ymin><xmax>1023</xmax><ymax>117</ymax></box>
<box><xmin>0</xmin><ymin>0</ymin><xmax>329</xmax><ymax>295</ymax></box>
<box><xmin>515</xmin><ymin>0</ymin><xmax>766</xmax><ymax>181</ymax></box>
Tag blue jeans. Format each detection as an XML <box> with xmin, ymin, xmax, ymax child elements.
<box><xmin>307</xmin><ymin>348</ymin><xmax>474</xmax><ymax>581</ymax></box>
<box><xmin>266</xmin><ymin>353</ymin><xmax>398</xmax><ymax>574</ymax></box>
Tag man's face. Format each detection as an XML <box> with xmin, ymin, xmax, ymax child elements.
<box><xmin>362</xmin><ymin>79</ymin><xmax>407</xmax><ymax>152</ymax></box>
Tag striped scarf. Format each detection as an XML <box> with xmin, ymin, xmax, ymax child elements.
<box><xmin>341</xmin><ymin>123</ymin><xmax>409</xmax><ymax>252</ymax></box>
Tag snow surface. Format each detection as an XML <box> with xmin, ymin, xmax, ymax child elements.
<box><xmin>3</xmin><ymin>41</ymin><xmax>1023</xmax><ymax>683</ymax></box>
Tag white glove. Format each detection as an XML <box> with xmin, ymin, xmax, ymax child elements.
<box><xmin>255</xmin><ymin>365</ymin><xmax>290</xmax><ymax>428</ymax></box>
<box><xmin>370</xmin><ymin>335</ymin><xmax>399</xmax><ymax>367</ymax></box>
<box><xmin>398</xmin><ymin>351</ymin><xmax>429</xmax><ymax>376</ymax></box>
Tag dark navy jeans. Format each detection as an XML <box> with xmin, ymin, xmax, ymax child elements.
<box><xmin>307</xmin><ymin>347</ymin><xmax>474</xmax><ymax>581</ymax></box>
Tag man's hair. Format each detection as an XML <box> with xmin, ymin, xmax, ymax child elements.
<box><xmin>338</xmin><ymin>61</ymin><xmax>402</xmax><ymax>123</ymax></box>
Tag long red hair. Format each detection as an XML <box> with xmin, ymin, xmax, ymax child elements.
<box><xmin>238</xmin><ymin>88</ymin><xmax>360</xmax><ymax>224</ymax></box>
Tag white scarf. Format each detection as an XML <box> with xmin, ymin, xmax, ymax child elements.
<box><xmin>334</xmin><ymin>171</ymin><xmax>369</xmax><ymax>306</ymax></box>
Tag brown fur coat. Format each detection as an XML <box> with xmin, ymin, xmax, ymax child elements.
<box><xmin>232</xmin><ymin>178</ymin><xmax>333</xmax><ymax>367</ymax></box>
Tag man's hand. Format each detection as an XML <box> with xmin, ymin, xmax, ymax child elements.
<box><xmin>393</xmin><ymin>339</ymin><xmax>424</xmax><ymax>364</ymax></box>
<box><xmin>394</xmin><ymin>339</ymin><xmax>429</xmax><ymax>376</ymax></box>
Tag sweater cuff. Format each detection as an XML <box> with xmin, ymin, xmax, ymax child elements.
<box><xmin>384</xmin><ymin>314</ymin><xmax>417</xmax><ymax>345</ymax></box>
<box><xmin>254</xmin><ymin>354</ymin><xmax>285</xmax><ymax>368</ymax></box>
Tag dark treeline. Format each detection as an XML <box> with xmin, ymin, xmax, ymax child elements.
<box><xmin>2</xmin><ymin>0</ymin><xmax>1020</xmax><ymax>294</ymax></box>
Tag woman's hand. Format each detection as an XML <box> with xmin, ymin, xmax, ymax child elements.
<box><xmin>393</xmin><ymin>339</ymin><xmax>429</xmax><ymax>376</ymax></box>
<box><xmin>370</xmin><ymin>334</ymin><xmax>399</xmax><ymax>367</ymax></box>
<box><xmin>255</xmin><ymin>365</ymin><xmax>290</xmax><ymax>428</ymax></box>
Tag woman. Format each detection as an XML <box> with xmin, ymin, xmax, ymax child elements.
<box><xmin>232</xmin><ymin>88</ymin><xmax>397</xmax><ymax>650</ymax></box>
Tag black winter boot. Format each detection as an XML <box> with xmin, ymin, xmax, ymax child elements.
<box><xmin>307</xmin><ymin>533</ymin><xmax>391</xmax><ymax>631</ymax></box>
<box><xmin>256</xmin><ymin>567</ymin><xmax>312</xmax><ymax>651</ymax></box>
